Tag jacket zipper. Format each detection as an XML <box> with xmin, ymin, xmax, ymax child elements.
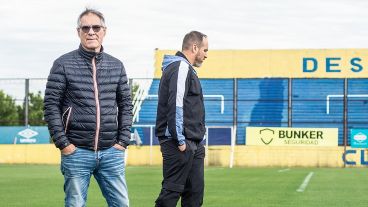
<box><xmin>92</xmin><ymin>57</ymin><xmax>101</xmax><ymax>151</ymax></box>
<box><xmin>62</xmin><ymin>107</ymin><xmax>72</xmax><ymax>133</ymax></box>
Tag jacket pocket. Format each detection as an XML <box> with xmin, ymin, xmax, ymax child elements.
<box><xmin>188</xmin><ymin>77</ymin><xmax>201</xmax><ymax>96</ymax></box>
<box><xmin>62</xmin><ymin>107</ymin><xmax>73</xmax><ymax>133</ymax></box>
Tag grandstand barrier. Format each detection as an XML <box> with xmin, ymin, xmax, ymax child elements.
<box><xmin>1</xmin><ymin>144</ymin><xmax>367</xmax><ymax>167</ymax></box>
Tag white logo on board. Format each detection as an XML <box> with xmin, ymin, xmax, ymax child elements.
<box><xmin>18</xmin><ymin>128</ymin><xmax>38</xmax><ymax>143</ymax></box>
<box><xmin>353</xmin><ymin>132</ymin><xmax>367</xmax><ymax>143</ymax></box>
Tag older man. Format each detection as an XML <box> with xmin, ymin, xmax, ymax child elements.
<box><xmin>44</xmin><ymin>8</ymin><xmax>132</xmax><ymax>207</ymax></box>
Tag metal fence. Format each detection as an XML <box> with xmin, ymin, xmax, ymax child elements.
<box><xmin>1</xmin><ymin>78</ymin><xmax>368</xmax><ymax>148</ymax></box>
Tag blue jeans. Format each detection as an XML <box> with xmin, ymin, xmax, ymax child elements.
<box><xmin>61</xmin><ymin>146</ymin><xmax>129</xmax><ymax>207</ymax></box>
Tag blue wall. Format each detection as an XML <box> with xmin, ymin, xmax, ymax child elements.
<box><xmin>136</xmin><ymin>78</ymin><xmax>368</xmax><ymax>146</ymax></box>
<box><xmin>237</xmin><ymin>79</ymin><xmax>288</xmax><ymax>144</ymax></box>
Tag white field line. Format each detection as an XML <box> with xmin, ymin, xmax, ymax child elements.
<box><xmin>296</xmin><ymin>172</ymin><xmax>314</xmax><ymax>192</ymax></box>
<box><xmin>278</xmin><ymin>168</ymin><xmax>290</xmax><ymax>173</ymax></box>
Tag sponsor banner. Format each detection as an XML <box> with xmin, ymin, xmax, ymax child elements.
<box><xmin>350</xmin><ymin>129</ymin><xmax>368</xmax><ymax>148</ymax></box>
<box><xmin>154</xmin><ymin>49</ymin><xmax>368</xmax><ymax>78</ymax></box>
<box><xmin>0</xmin><ymin>126</ymin><xmax>50</xmax><ymax>144</ymax></box>
<box><xmin>246</xmin><ymin>127</ymin><xmax>338</xmax><ymax>147</ymax></box>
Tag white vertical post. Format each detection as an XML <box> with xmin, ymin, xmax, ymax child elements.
<box><xmin>125</xmin><ymin>149</ymin><xmax>128</xmax><ymax>166</ymax></box>
<box><xmin>229</xmin><ymin>126</ymin><xmax>236</xmax><ymax>168</ymax></box>
<box><xmin>205</xmin><ymin>127</ymin><xmax>209</xmax><ymax>166</ymax></box>
<box><xmin>150</xmin><ymin>126</ymin><xmax>153</xmax><ymax>166</ymax></box>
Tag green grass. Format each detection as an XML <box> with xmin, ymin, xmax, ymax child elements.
<box><xmin>0</xmin><ymin>165</ymin><xmax>367</xmax><ymax>207</ymax></box>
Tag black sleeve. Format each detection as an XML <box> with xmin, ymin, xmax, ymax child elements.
<box><xmin>44</xmin><ymin>61</ymin><xmax>70</xmax><ymax>149</ymax></box>
<box><xmin>166</xmin><ymin>62</ymin><xmax>190</xmax><ymax>141</ymax></box>
<box><xmin>116</xmin><ymin>62</ymin><xmax>133</xmax><ymax>148</ymax></box>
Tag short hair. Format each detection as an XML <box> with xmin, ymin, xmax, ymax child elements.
<box><xmin>182</xmin><ymin>31</ymin><xmax>207</xmax><ymax>51</ymax></box>
<box><xmin>77</xmin><ymin>8</ymin><xmax>106</xmax><ymax>27</ymax></box>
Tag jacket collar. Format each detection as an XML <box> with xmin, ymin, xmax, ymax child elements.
<box><xmin>175</xmin><ymin>51</ymin><xmax>197</xmax><ymax>74</ymax></box>
<box><xmin>78</xmin><ymin>44</ymin><xmax>103</xmax><ymax>63</ymax></box>
<box><xmin>175</xmin><ymin>51</ymin><xmax>190</xmax><ymax>63</ymax></box>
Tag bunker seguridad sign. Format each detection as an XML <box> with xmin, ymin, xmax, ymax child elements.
<box><xmin>246</xmin><ymin>127</ymin><xmax>338</xmax><ymax>147</ymax></box>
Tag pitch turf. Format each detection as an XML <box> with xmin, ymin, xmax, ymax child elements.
<box><xmin>0</xmin><ymin>165</ymin><xmax>367</xmax><ymax>207</ymax></box>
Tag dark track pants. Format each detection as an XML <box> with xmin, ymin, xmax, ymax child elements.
<box><xmin>155</xmin><ymin>139</ymin><xmax>205</xmax><ymax>207</ymax></box>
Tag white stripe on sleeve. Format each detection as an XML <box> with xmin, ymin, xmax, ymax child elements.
<box><xmin>176</xmin><ymin>61</ymin><xmax>189</xmax><ymax>107</ymax></box>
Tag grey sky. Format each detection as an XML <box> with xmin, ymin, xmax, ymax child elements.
<box><xmin>0</xmin><ymin>0</ymin><xmax>368</xmax><ymax>80</ymax></box>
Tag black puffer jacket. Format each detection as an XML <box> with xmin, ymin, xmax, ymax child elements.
<box><xmin>44</xmin><ymin>45</ymin><xmax>133</xmax><ymax>150</ymax></box>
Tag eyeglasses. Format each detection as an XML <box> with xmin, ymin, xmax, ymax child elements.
<box><xmin>78</xmin><ymin>25</ymin><xmax>104</xmax><ymax>33</ymax></box>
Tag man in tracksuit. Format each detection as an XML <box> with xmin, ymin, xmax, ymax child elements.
<box><xmin>155</xmin><ymin>31</ymin><xmax>208</xmax><ymax>207</ymax></box>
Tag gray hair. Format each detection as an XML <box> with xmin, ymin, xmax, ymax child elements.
<box><xmin>77</xmin><ymin>8</ymin><xmax>106</xmax><ymax>27</ymax></box>
<box><xmin>182</xmin><ymin>31</ymin><xmax>207</xmax><ymax>51</ymax></box>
